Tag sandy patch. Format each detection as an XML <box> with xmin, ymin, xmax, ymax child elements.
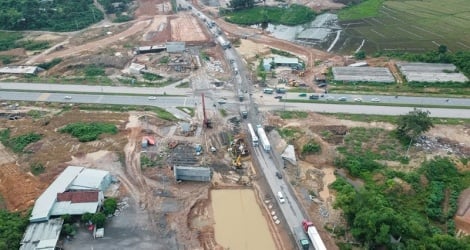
<box><xmin>236</xmin><ymin>39</ymin><xmax>271</xmax><ymax>62</ymax></box>
<box><xmin>33</xmin><ymin>34</ymin><xmax>65</xmax><ymax>41</ymax></box>
<box><xmin>170</xmin><ymin>14</ymin><xmax>208</xmax><ymax>42</ymax></box>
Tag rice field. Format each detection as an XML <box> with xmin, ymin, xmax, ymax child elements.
<box><xmin>335</xmin><ymin>0</ymin><xmax>470</xmax><ymax>54</ymax></box>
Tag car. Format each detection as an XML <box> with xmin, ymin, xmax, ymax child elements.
<box><xmin>371</xmin><ymin>98</ymin><xmax>381</xmax><ymax>102</ymax></box>
<box><xmin>318</xmin><ymin>83</ymin><xmax>327</xmax><ymax>88</ymax></box>
<box><xmin>298</xmin><ymin>93</ymin><xmax>307</xmax><ymax>97</ymax></box>
<box><xmin>309</xmin><ymin>94</ymin><xmax>320</xmax><ymax>100</ymax></box>
<box><xmin>276</xmin><ymin>172</ymin><xmax>282</xmax><ymax>179</ymax></box>
<box><xmin>354</xmin><ymin>98</ymin><xmax>363</xmax><ymax>102</ymax></box>
<box><xmin>148</xmin><ymin>96</ymin><xmax>157</xmax><ymax>100</ymax></box>
<box><xmin>217</xmin><ymin>98</ymin><xmax>226</xmax><ymax>104</ymax></box>
<box><xmin>64</xmin><ymin>96</ymin><xmax>72</xmax><ymax>100</ymax></box>
<box><xmin>325</xmin><ymin>96</ymin><xmax>335</xmax><ymax>101</ymax></box>
<box><xmin>338</xmin><ymin>97</ymin><xmax>347</xmax><ymax>101</ymax></box>
<box><xmin>274</xmin><ymin>95</ymin><xmax>283</xmax><ymax>99</ymax></box>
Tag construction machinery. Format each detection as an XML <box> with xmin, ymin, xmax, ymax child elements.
<box><xmin>201</xmin><ymin>93</ymin><xmax>212</xmax><ymax>128</ymax></box>
<box><xmin>232</xmin><ymin>155</ymin><xmax>242</xmax><ymax>168</ymax></box>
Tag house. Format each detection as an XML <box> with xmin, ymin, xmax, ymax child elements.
<box><xmin>29</xmin><ymin>166</ymin><xmax>112</xmax><ymax>222</ymax></box>
<box><xmin>21</xmin><ymin>166</ymin><xmax>113</xmax><ymax>250</ymax></box>
<box><xmin>263</xmin><ymin>56</ymin><xmax>302</xmax><ymax>71</ymax></box>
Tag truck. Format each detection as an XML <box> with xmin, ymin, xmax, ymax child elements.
<box><xmin>263</xmin><ymin>88</ymin><xmax>274</xmax><ymax>94</ymax></box>
<box><xmin>294</xmin><ymin>226</ymin><xmax>310</xmax><ymax>250</ymax></box>
<box><xmin>302</xmin><ymin>220</ymin><xmax>327</xmax><ymax>250</ymax></box>
<box><xmin>247</xmin><ymin>123</ymin><xmax>259</xmax><ymax>147</ymax></box>
<box><xmin>256</xmin><ymin>125</ymin><xmax>271</xmax><ymax>152</ymax></box>
<box><xmin>240</xmin><ymin>105</ymin><xmax>248</xmax><ymax>119</ymax></box>
<box><xmin>216</xmin><ymin>36</ymin><xmax>231</xmax><ymax>49</ymax></box>
<box><xmin>238</xmin><ymin>89</ymin><xmax>244</xmax><ymax>101</ymax></box>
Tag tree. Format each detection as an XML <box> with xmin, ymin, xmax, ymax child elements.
<box><xmin>81</xmin><ymin>212</ymin><xmax>93</xmax><ymax>223</ymax></box>
<box><xmin>438</xmin><ymin>45</ymin><xmax>447</xmax><ymax>54</ymax></box>
<box><xmin>103</xmin><ymin>198</ymin><xmax>117</xmax><ymax>216</ymax></box>
<box><xmin>354</xmin><ymin>50</ymin><xmax>366</xmax><ymax>60</ymax></box>
<box><xmin>228</xmin><ymin>0</ymin><xmax>255</xmax><ymax>10</ymax></box>
<box><xmin>396</xmin><ymin>108</ymin><xmax>433</xmax><ymax>142</ymax></box>
<box><xmin>62</xmin><ymin>223</ymin><xmax>76</xmax><ymax>236</ymax></box>
<box><xmin>91</xmin><ymin>212</ymin><xmax>106</xmax><ymax>228</ymax></box>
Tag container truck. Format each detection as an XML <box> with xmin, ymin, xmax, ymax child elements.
<box><xmin>293</xmin><ymin>226</ymin><xmax>310</xmax><ymax>250</ymax></box>
<box><xmin>240</xmin><ymin>105</ymin><xmax>248</xmax><ymax>119</ymax></box>
<box><xmin>302</xmin><ymin>220</ymin><xmax>326</xmax><ymax>250</ymax></box>
<box><xmin>247</xmin><ymin>123</ymin><xmax>259</xmax><ymax>147</ymax></box>
<box><xmin>216</xmin><ymin>36</ymin><xmax>231</xmax><ymax>49</ymax></box>
<box><xmin>256</xmin><ymin>125</ymin><xmax>271</xmax><ymax>152</ymax></box>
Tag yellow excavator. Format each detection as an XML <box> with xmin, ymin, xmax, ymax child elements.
<box><xmin>232</xmin><ymin>155</ymin><xmax>242</xmax><ymax>168</ymax></box>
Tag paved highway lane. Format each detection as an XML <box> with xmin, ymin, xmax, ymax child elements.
<box><xmin>0</xmin><ymin>91</ymin><xmax>197</xmax><ymax>108</ymax></box>
<box><xmin>259</xmin><ymin>102</ymin><xmax>470</xmax><ymax>118</ymax></box>
<box><xmin>283</xmin><ymin>92</ymin><xmax>470</xmax><ymax>107</ymax></box>
<box><xmin>253</xmin><ymin>146</ymin><xmax>310</xmax><ymax>249</ymax></box>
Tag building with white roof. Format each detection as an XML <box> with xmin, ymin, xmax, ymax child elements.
<box><xmin>0</xmin><ymin>66</ymin><xmax>43</xmax><ymax>75</ymax></box>
<box><xmin>29</xmin><ymin>166</ymin><xmax>111</xmax><ymax>222</ymax></box>
<box><xmin>20</xmin><ymin>218</ymin><xmax>63</xmax><ymax>250</ymax></box>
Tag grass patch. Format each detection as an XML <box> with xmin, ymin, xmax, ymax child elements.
<box><xmin>159</xmin><ymin>56</ymin><xmax>170</xmax><ymax>64</ymax></box>
<box><xmin>175</xmin><ymin>81</ymin><xmax>190</xmax><ymax>88</ymax></box>
<box><xmin>84</xmin><ymin>65</ymin><xmax>105</xmax><ymax>77</ymax></box>
<box><xmin>324</xmin><ymin>113</ymin><xmax>470</xmax><ymax>125</ymax></box>
<box><xmin>59</xmin><ymin>122</ymin><xmax>118</xmax><ymax>142</ymax></box>
<box><xmin>153</xmin><ymin>107</ymin><xmax>178</xmax><ymax>121</ymax></box>
<box><xmin>301</xmin><ymin>141</ymin><xmax>321</xmax><ymax>155</ymax></box>
<box><xmin>225</xmin><ymin>4</ymin><xmax>316</xmax><ymax>26</ymax></box>
<box><xmin>30</xmin><ymin>163</ymin><xmax>45</xmax><ymax>176</ymax></box>
<box><xmin>141</xmin><ymin>154</ymin><xmax>163</xmax><ymax>169</ymax></box>
<box><xmin>0</xmin><ymin>129</ymin><xmax>42</xmax><ymax>153</ymax></box>
<box><xmin>278</xmin><ymin>127</ymin><xmax>301</xmax><ymax>139</ymax></box>
<box><xmin>338</xmin><ymin>0</ymin><xmax>385</xmax><ymax>20</ymax></box>
<box><xmin>26</xmin><ymin>109</ymin><xmax>46</xmax><ymax>119</ymax></box>
<box><xmin>142</xmin><ymin>72</ymin><xmax>164</xmax><ymax>81</ymax></box>
<box><xmin>219</xmin><ymin>109</ymin><xmax>228</xmax><ymax>117</ymax></box>
<box><xmin>176</xmin><ymin>106</ymin><xmax>195</xmax><ymax>117</ymax></box>
<box><xmin>275</xmin><ymin>110</ymin><xmax>308</xmax><ymax>119</ymax></box>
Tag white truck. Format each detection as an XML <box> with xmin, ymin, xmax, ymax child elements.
<box><xmin>216</xmin><ymin>36</ymin><xmax>231</xmax><ymax>49</ymax></box>
<box><xmin>256</xmin><ymin>125</ymin><xmax>271</xmax><ymax>152</ymax></box>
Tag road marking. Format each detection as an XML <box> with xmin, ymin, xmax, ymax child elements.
<box><xmin>37</xmin><ymin>93</ymin><xmax>51</xmax><ymax>101</ymax></box>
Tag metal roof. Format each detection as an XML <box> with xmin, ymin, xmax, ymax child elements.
<box><xmin>30</xmin><ymin>166</ymin><xmax>83</xmax><ymax>222</ymax></box>
<box><xmin>332</xmin><ymin>67</ymin><xmax>395</xmax><ymax>83</ymax></box>
<box><xmin>397</xmin><ymin>62</ymin><xmax>468</xmax><ymax>82</ymax></box>
<box><xmin>50</xmin><ymin>199</ymin><xmax>101</xmax><ymax>216</ymax></box>
<box><xmin>273</xmin><ymin>56</ymin><xmax>299</xmax><ymax>65</ymax></box>
<box><xmin>29</xmin><ymin>166</ymin><xmax>111</xmax><ymax>222</ymax></box>
<box><xmin>166</xmin><ymin>42</ymin><xmax>185</xmax><ymax>53</ymax></box>
<box><xmin>20</xmin><ymin>218</ymin><xmax>63</xmax><ymax>250</ymax></box>
<box><xmin>174</xmin><ymin>166</ymin><xmax>211</xmax><ymax>182</ymax></box>
<box><xmin>0</xmin><ymin>66</ymin><xmax>43</xmax><ymax>74</ymax></box>
<box><xmin>69</xmin><ymin>168</ymin><xmax>110</xmax><ymax>190</ymax></box>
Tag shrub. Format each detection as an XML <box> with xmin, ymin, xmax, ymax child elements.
<box><xmin>143</xmin><ymin>72</ymin><xmax>163</xmax><ymax>81</ymax></box>
<box><xmin>84</xmin><ymin>65</ymin><xmax>105</xmax><ymax>77</ymax></box>
<box><xmin>30</xmin><ymin>163</ymin><xmax>45</xmax><ymax>176</ymax></box>
<box><xmin>59</xmin><ymin>122</ymin><xmax>117</xmax><ymax>142</ymax></box>
<box><xmin>9</xmin><ymin>133</ymin><xmax>42</xmax><ymax>152</ymax></box>
<box><xmin>103</xmin><ymin>198</ymin><xmax>118</xmax><ymax>216</ymax></box>
<box><xmin>92</xmin><ymin>212</ymin><xmax>106</xmax><ymax>228</ymax></box>
<box><xmin>37</xmin><ymin>58</ymin><xmax>62</xmax><ymax>70</ymax></box>
<box><xmin>302</xmin><ymin>141</ymin><xmax>321</xmax><ymax>154</ymax></box>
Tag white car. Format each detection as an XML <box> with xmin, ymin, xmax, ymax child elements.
<box><xmin>148</xmin><ymin>96</ymin><xmax>157</xmax><ymax>100</ymax></box>
<box><xmin>371</xmin><ymin>98</ymin><xmax>381</xmax><ymax>102</ymax></box>
<box><xmin>64</xmin><ymin>96</ymin><xmax>72</xmax><ymax>100</ymax></box>
<box><xmin>325</xmin><ymin>96</ymin><xmax>335</xmax><ymax>101</ymax></box>
<box><xmin>354</xmin><ymin>98</ymin><xmax>363</xmax><ymax>102</ymax></box>
<box><xmin>217</xmin><ymin>98</ymin><xmax>227</xmax><ymax>104</ymax></box>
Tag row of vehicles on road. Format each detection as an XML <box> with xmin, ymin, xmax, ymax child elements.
<box><xmin>300</xmin><ymin>93</ymin><xmax>381</xmax><ymax>102</ymax></box>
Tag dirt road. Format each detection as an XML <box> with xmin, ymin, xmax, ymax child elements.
<box><xmin>30</xmin><ymin>18</ymin><xmax>152</xmax><ymax>64</ymax></box>
<box><xmin>215</xmin><ymin>18</ymin><xmax>331</xmax><ymax>67</ymax></box>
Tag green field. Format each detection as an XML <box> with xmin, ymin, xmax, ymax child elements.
<box><xmin>336</xmin><ymin>0</ymin><xmax>470</xmax><ymax>53</ymax></box>
<box><xmin>224</xmin><ymin>4</ymin><xmax>315</xmax><ymax>26</ymax></box>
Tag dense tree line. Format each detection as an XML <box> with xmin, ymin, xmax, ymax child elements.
<box><xmin>98</xmin><ymin>0</ymin><xmax>132</xmax><ymax>14</ymax></box>
<box><xmin>0</xmin><ymin>0</ymin><xmax>103</xmax><ymax>31</ymax></box>
<box><xmin>332</xmin><ymin>157</ymin><xmax>470</xmax><ymax>249</ymax></box>
<box><xmin>0</xmin><ymin>210</ymin><xmax>29</xmax><ymax>250</ymax></box>
<box><xmin>228</xmin><ymin>0</ymin><xmax>255</xmax><ymax>10</ymax></box>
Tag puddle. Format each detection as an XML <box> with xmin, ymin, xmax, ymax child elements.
<box><xmin>211</xmin><ymin>189</ymin><xmax>275</xmax><ymax>250</ymax></box>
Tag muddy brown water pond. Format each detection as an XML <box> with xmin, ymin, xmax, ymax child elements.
<box><xmin>211</xmin><ymin>189</ymin><xmax>276</xmax><ymax>250</ymax></box>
